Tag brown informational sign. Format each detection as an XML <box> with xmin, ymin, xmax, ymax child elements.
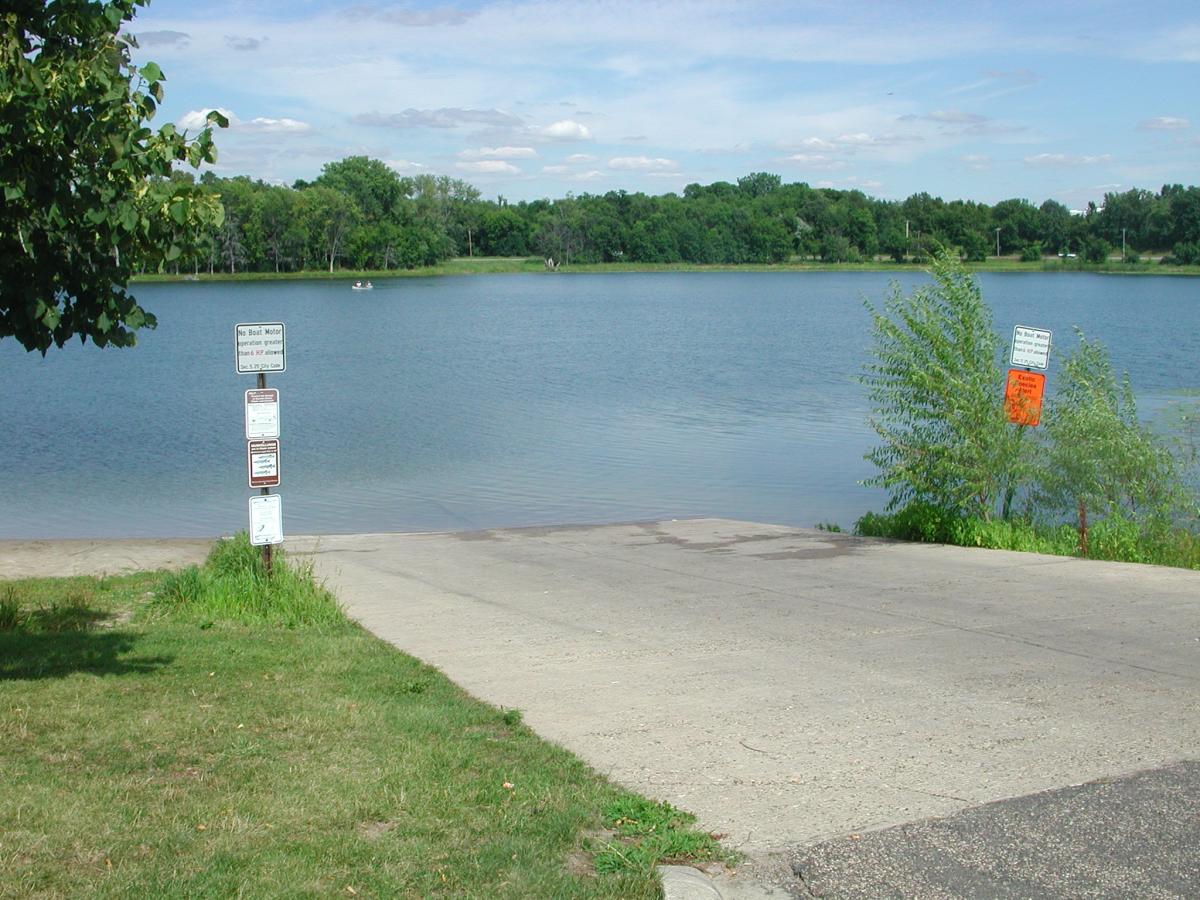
<box><xmin>1005</xmin><ymin>369</ymin><xmax>1046</xmax><ymax>426</ymax></box>
<box><xmin>248</xmin><ymin>439</ymin><xmax>281</xmax><ymax>488</ymax></box>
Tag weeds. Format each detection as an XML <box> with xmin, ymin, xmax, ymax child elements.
<box><xmin>0</xmin><ymin>585</ymin><xmax>23</xmax><ymax>631</ymax></box>
<box><xmin>856</xmin><ymin>504</ymin><xmax>1200</xmax><ymax>569</ymax></box>
<box><xmin>152</xmin><ymin>531</ymin><xmax>344</xmax><ymax>629</ymax></box>
<box><xmin>590</xmin><ymin>796</ymin><xmax>732</xmax><ymax>876</ymax></box>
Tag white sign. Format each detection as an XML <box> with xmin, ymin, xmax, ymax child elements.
<box><xmin>245</xmin><ymin>389</ymin><xmax>280</xmax><ymax>439</ymax></box>
<box><xmin>249</xmin><ymin>494</ymin><xmax>283</xmax><ymax>546</ymax></box>
<box><xmin>248</xmin><ymin>439</ymin><xmax>281</xmax><ymax>488</ymax></box>
<box><xmin>235</xmin><ymin>322</ymin><xmax>286</xmax><ymax>373</ymax></box>
<box><xmin>1011</xmin><ymin>325</ymin><xmax>1052</xmax><ymax>370</ymax></box>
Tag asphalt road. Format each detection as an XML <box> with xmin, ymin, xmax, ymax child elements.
<box><xmin>789</xmin><ymin>760</ymin><xmax>1200</xmax><ymax>899</ymax></box>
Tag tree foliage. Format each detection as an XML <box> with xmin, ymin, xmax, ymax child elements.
<box><xmin>157</xmin><ymin>162</ymin><xmax>1200</xmax><ymax>278</ymax></box>
<box><xmin>1034</xmin><ymin>330</ymin><xmax>1186</xmax><ymax>554</ymax></box>
<box><xmin>860</xmin><ymin>253</ymin><xmax>1026</xmax><ymax>520</ymax></box>
<box><xmin>1</xmin><ymin>0</ymin><xmax>226</xmax><ymax>352</ymax></box>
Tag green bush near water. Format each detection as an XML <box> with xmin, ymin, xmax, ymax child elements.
<box><xmin>856</xmin><ymin>505</ymin><xmax>1200</xmax><ymax>569</ymax></box>
<box><xmin>857</xmin><ymin>253</ymin><xmax>1200</xmax><ymax>568</ymax></box>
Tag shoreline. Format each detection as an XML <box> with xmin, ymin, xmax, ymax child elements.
<box><xmin>132</xmin><ymin>256</ymin><xmax>1200</xmax><ymax>284</ymax></box>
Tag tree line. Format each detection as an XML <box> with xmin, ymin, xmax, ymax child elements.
<box><xmin>163</xmin><ymin>161</ymin><xmax>1200</xmax><ymax>276</ymax></box>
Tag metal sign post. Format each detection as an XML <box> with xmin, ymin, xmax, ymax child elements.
<box><xmin>236</xmin><ymin>323</ymin><xmax>286</xmax><ymax>575</ymax></box>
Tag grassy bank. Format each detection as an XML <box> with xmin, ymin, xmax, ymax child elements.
<box><xmin>0</xmin><ymin>537</ymin><xmax>728</xmax><ymax>897</ymax></box>
<box><xmin>133</xmin><ymin>255</ymin><xmax>1200</xmax><ymax>284</ymax></box>
<box><xmin>855</xmin><ymin>504</ymin><xmax>1200</xmax><ymax>570</ymax></box>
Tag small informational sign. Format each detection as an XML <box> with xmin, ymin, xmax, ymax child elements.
<box><xmin>245</xmin><ymin>389</ymin><xmax>280</xmax><ymax>439</ymax></box>
<box><xmin>249</xmin><ymin>494</ymin><xmax>283</xmax><ymax>546</ymax></box>
<box><xmin>1005</xmin><ymin>369</ymin><xmax>1046</xmax><ymax>426</ymax></box>
<box><xmin>235</xmin><ymin>322</ymin><xmax>286</xmax><ymax>374</ymax></box>
<box><xmin>1011</xmin><ymin>325</ymin><xmax>1052</xmax><ymax>370</ymax></box>
<box><xmin>248</xmin><ymin>439</ymin><xmax>281</xmax><ymax>488</ymax></box>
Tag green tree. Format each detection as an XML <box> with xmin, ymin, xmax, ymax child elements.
<box><xmin>1</xmin><ymin>0</ymin><xmax>226</xmax><ymax>352</ymax></box>
<box><xmin>1082</xmin><ymin>236</ymin><xmax>1111</xmax><ymax>263</ymax></box>
<box><xmin>1034</xmin><ymin>330</ymin><xmax>1185</xmax><ymax>555</ymax></box>
<box><xmin>860</xmin><ymin>253</ymin><xmax>1026</xmax><ymax>520</ymax></box>
<box><xmin>299</xmin><ymin>186</ymin><xmax>360</xmax><ymax>273</ymax></box>
<box><xmin>254</xmin><ymin>185</ymin><xmax>302</xmax><ymax>273</ymax></box>
<box><xmin>315</xmin><ymin>156</ymin><xmax>408</xmax><ymax>224</ymax></box>
<box><xmin>958</xmin><ymin>231</ymin><xmax>989</xmax><ymax>262</ymax></box>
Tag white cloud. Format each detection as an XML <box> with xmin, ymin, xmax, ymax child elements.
<box><xmin>818</xmin><ymin>175</ymin><xmax>884</xmax><ymax>191</ymax></box>
<box><xmin>244</xmin><ymin>117</ymin><xmax>310</xmax><ymax>133</ymax></box>
<box><xmin>566</xmin><ymin>153</ymin><xmax>597</xmax><ymax>163</ymax></box>
<box><xmin>832</xmin><ymin>132</ymin><xmax>921</xmax><ymax>147</ymax></box>
<box><xmin>961</xmin><ymin>154</ymin><xmax>991</xmax><ymax>170</ymax></box>
<box><xmin>924</xmin><ymin>109</ymin><xmax>988</xmax><ymax>124</ymax></box>
<box><xmin>135</xmin><ymin>29</ymin><xmax>189</xmax><ymax>47</ymax></box>
<box><xmin>538</xmin><ymin>120</ymin><xmax>593</xmax><ymax>141</ymax></box>
<box><xmin>353</xmin><ymin>108</ymin><xmax>522</xmax><ymax>129</ymax></box>
<box><xmin>459</xmin><ymin>146</ymin><xmax>538</xmax><ymax>159</ymax></box>
<box><xmin>1024</xmin><ymin>153</ymin><xmax>1113</xmax><ymax>167</ymax></box>
<box><xmin>178</xmin><ymin>107</ymin><xmax>234</xmax><ymax>131</ymax></box>
<box><xmin>225</xmin><ymin>35</ymin><xmax>266</xmax><ymax>52</ymax></box>
<box><xmin>782</xmin><ymin>153</ymin><xmax>844</xmax><ymax>170</ymax></box>
<box><xmin>541</xmin><ymin>165</ymin><xmax>569</xmax><ymax>174</ymax></box>
<box><xmin>346</xmin><ymin>6</ymin><xmax>479</xmax><ymax>27</ymax></box>
<box><xmin>1138</xmin><ymin>116</ymin><xmax>1190</xmax><ymax>131</ymax></box>
<box><xmin>698</xmin><ymin>143</ymin><xmax>751</xmax><ymax>156</ymax></box>
<box><xmin>386</xmin><ymin>159</ymin><xmax>428</xmax><ymax>173</ymax></box>
<box><xmin>608</xmin><ymin>156</ymin><xmax>678</xmax><ymax>171</ymax></box>
<box><xmin>456</xmin><ymin>160</ymin><xmax>521</xmax><ymax>174</ymax></box>
<box><xmin>177</xmin><ymin>108</ymin><xmax>310</xmax><ymax>134</ymax></box>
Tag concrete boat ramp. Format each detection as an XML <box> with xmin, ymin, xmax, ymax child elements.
<box><xmin>5</xmin><ymin>518</ymin><xmax>1198</xmax><ymax>897</ymax></box>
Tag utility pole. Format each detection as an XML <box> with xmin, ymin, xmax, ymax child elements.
<box><xmin>995</xmin><ymin>227</ymin><xmax>1001</xmax><ymax>258</ymax></box>
<box><xmin>1122</xmin><ymin>227</ymin><xmax>1126</xmax><ymax>258</ymax></box>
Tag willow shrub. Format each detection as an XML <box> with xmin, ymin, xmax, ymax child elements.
<box><xmin>1032</xmin><ymin>329</ymin><xmax>1194</xmax><ymax>556</ymax></box>
<box><xmin>860</xmin><ymin>252</ymin><xmax>1028</xmax><ymax>521</ymax></box>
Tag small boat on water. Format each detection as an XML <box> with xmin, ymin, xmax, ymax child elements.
<box><xmin>352</xmin><ymin>280</ymin><xmax>374</xmax><ymax>291</ymax></box>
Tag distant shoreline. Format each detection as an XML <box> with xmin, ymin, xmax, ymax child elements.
<box><xmin>132</xmin><ymin>256</ymin><xmax>1200</xmax><ymax>284</ymax></box>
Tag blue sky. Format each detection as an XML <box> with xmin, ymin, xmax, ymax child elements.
<box><xmin>130</xmin><ymin>0</ymin><xmax>1199</xmax><ymax>208</ymax></box>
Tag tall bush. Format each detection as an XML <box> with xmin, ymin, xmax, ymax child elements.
<box><xmin>860</xmin><ymin>253</ymin><xmax>1027</xmax><ymax>520</ymax></box>
<box><xmin>1033</xmin><ymin>330</ymin><xmax>1186</xmax><ymax>554</ymax></box>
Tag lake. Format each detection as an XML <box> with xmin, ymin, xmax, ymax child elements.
<box><xmin>2</xmin><ymin>271</ymin><xmax>1198</xmax><ymax>539</ymax></box>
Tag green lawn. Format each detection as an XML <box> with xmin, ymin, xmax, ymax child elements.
<box><xmin>0</xmin><ymin>542</ymin><xmax>728</xmax><ymax>897</ymax></box>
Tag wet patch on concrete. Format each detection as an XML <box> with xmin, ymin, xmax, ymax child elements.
<box><xmin>636</xmin><ymin>524</ymin><xmax>866</xmax><ymax>561</ymax></box>
<box><xmin>750</xmin><ymin>539</ymin><xmax>869</xmax><ymax>561</ymax></box>
<box><xmin>451</xmin><ymin>529</ymin><xmax>506</xmax><ymax>542</ymax></box>
<box><xmin>637</xmin><ymin>526</ymin><xmax>800</xmax><ymax>552</ymax></box>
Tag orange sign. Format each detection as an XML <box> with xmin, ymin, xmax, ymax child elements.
<box><xmin>1004</xmin><ymin>369</ymin><xmax>1045</xmax><ymax>426</ymax></box>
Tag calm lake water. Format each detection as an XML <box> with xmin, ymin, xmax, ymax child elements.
<box><xmin>2</xmin><ymin>271</ymin><xmax>1198</xmax><ymax>539</ymax></box>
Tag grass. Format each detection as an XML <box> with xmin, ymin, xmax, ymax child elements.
<box><xmin>132</xmin><ymin>255</ymin><xmax>1200</xmax><ymax>284</ymax></box>
<box><xmin>0</xmin><ymin>538</ymin><xmax>730</xmax><ymax>897</ymax></box>
<box><xmin>855</xmin><ymin>504</ymin><xmax>1200</xmax><ymax>570</ymax></box>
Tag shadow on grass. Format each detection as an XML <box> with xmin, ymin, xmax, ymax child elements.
<box><xmin>0</xmin><ymin>627</ymin><xmax>173</xmax><ymax>681</ymax></box>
